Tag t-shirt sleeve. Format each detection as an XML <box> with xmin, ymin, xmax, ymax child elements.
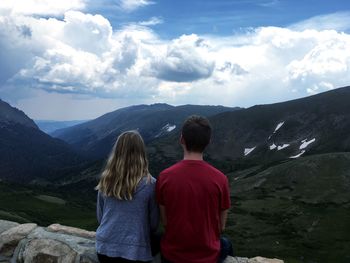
<box><xmin>220</xmin><ymin>176</ymin><xmax>231</xmax><ymax>210</ymax></box>
<box><xmin>155</xmin><ymin>173</ymin><xmax>165</xmax><ymax>205</ymax></box>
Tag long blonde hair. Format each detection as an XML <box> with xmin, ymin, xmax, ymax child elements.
<box><xmin>96</xmin><ymin>130</ymin><xmax>150</xmax><ymax>200</ymax></box>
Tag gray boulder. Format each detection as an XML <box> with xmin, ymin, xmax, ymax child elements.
<box><xmin>15</xmin><ymin>227</ymin><xmax>97</xmax><ymax>263</ymax></box>
<box><xmin>0</xmin><ymin>220</ymin><xmax>283</xmax><ymax>263</ymax></box>
<box><xmin>0</xmin><ymin>220</ymin><xmax>19</xmax><ymax>235</ymax></box>
<box><xmin>17</xmin><ymin>238</ymin><xmax>77</xmax><ymax>263</ymax></box>
<box><xmin>0</xmin><ymin>223</ymin><xmax>37</xmax><ymax>257</ymax></box>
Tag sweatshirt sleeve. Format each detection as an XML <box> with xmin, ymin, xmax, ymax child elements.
<box><xmin>96</xmin><ymin>191</ymin><xmax>104</xmax><ymax>224</ymax></box>
<box><xmin>149</xmin><ymin>180</ymin><xmax>160</xmax><ymax>233</ymax></box>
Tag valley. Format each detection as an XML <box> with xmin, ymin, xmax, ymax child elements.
<box><xmin>1</xmin><ymin>87</ymin><xmax>350</xmax><ymax>262</ymax></box>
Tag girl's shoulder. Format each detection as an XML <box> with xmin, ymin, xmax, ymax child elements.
<box><xmin>137</xmin><ymin>175</ymin><xmax>156</xmax><ymax>192</ymax></box>
<box><xmin>149</xmin><ymin>175</ymin><xmax>157</xmax><ymax>184</ymax></box>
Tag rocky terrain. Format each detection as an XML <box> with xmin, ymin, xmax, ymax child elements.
<box><xmin>0</xmin><ymin>220</ymin><xmax>283</xmax><ymax>263</ymax></box>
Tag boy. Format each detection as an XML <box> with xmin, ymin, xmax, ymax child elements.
<box><xmin>156</xmin><ymin>115</ymin><xmax>233</xmax><ymax>263</ymax></box>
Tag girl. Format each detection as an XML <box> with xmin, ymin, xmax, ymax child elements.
<box><xmin>95</xmin><ymin>131</ymin><xmax>159</xmax><ymax>263</ymax></box>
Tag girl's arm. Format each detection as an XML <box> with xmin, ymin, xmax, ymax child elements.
<box><xmin>96</xmin><ymin>191</ymin><xmax>104</xmax><ymax>224</ymax></box>
<box><xmin>149</xmin><ymin>191</ymin><xmax>160</xmax><ymax>233</ymax></box>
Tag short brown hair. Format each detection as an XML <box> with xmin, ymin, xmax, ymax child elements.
<box><xmin>181</xmin><ymin>115</ymin><xmax>211</xmax><ymax>153</ymax></box>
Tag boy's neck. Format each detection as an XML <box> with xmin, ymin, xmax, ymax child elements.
<box><xmin>183</xmin><ymin>151</ymin><xmax>203</xmax><ymax>161</ymax></box>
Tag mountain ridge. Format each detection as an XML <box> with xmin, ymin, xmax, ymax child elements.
<box><xmin>0</xmin><ymin>100</ymin><xmax>89</xmax><ymax>183</ymax></box>
<box><xmin>53</xmin><ymin>103</ymin><xmax>238</xmax><ymax>159</ymax></box>
<box><xmin>147</xmin><ymin>86</ymin><xmax>350</xmax><ymax>175</ymax></box>
<box><xmin>0</xmin><ymin>99</ymin><xmax>37</xmax><ymax>129</ymax></box>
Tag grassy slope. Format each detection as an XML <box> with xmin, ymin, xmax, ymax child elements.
<box><xmin>1</xmin><ymin>152</ymin><xmax>349</xmax><ymax>263</ymax></box>
<box><xmin>225</xmin><ymin>152</ymin><xmax>350</xmax><ymax>263</ymax></box>
<box><xmin>0</xmin><ymin>181</ymin><xmax>97</xmax><ymax>230</ymax></box>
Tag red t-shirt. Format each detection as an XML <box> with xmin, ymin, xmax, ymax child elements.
<box><xmin>156</xmin><ymin>160</ymin><xmax>231</xmax><ymax>263</ymax></box>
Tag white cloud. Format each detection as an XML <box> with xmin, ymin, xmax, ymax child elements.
<box><xmin>62</xmin><ymin>11</ymin><xmax>113</xmax><ymax>55</ymax></box>
<box><xmin>258</xmin><ymin>0</ymin><xmax>280</xmax><ymax>8</ymax></box>
<box><xmin>139</xmin><ymin>17</ymin><xmax>163</xmax><ymax>26</ymax></box>
<box><xmin>119</xmin><ymin>0</ymin><xmax>154</xmax><ymax>12</ymax></box>
<box><xmin>286</xmin><ymin>30</ymin><xmax>350</xmax><ymax>94</ymax></box>
<box><xmin>290</xmin><ymin>12</ymin><xmax>350</xmax><ymax>32</ymax></box>
<box><xmin>0</xmin><ymin>0</ymin><xmax>85</xmax><ymax>16</ymax></box>
<box><xmin>1</xmin><ymin>10</ymin><xmax>350</xmax><ymax>115</ymax></box>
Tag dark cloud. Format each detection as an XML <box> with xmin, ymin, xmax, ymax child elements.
<box><xmin>150</xmin><ymin>36</ymin><xmax>215</xmax><ymax>82</ymax></box>
<box><xmin>17</xmin><ymin>25</ymin><xmax>32</xmax><ymax>38</ymax></box>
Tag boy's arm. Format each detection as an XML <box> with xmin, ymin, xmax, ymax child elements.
<box><xmin>220</xmin><ymin>176</ymin><xmax>231</xmax><ymax>232</ymax></box>
<box><xmin>220</xmin><ymin>209</ymin><xmax>228</xmax><ymax>232</ymax></box>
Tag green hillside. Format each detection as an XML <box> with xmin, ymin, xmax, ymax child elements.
<box><xmin>0</xmin><ymin>181</ymin><xmax>97</xmax><ymax>230</ymax></box>
<box><xmin>225</xmin><ymin>152</ymin><xmax>350</xmax><ymax>263</ymax></box>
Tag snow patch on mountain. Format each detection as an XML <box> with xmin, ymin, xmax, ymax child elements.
<box><xmin>244</xmin><ymin>147</ymin><xmax>256</xmax><ymax>156</ymax></box>
<box><xmin>268</xmin><ymin>121</ymin><xmax>285</xmax><ymax>139</ymax></box>
<box><xmin>269</xmin><ymin>143</ymin><xmax>289</xmax><ymax>150</ymax></box>
<box><xmin>274</xmin><ymin>122</ymin><xmax>285</xmax><ymax>133</ymax></box>
<box><xmin>164</xmin><ymin>124</ymin><xmax>176</xmax><ymax>132</ymax></box>
<box><xmin>269</xmin><ymin>143</ymin><xmax>277</xmax><ymax>150</ymax></box>
<box><xmin>300</xmin><ymin>138</ymin><xmax>316</xmax><ymax>149</ymax></box>
<box><xmin>155</xmin><ymin>123</ymin><xmax>176</xmax><ymax>138</ymax></box>
<box><xmin>277</xmin><ymin>144</ymin><xmax>290</xmax><ymax>150</ymax></box>
<box><xmin>290</xmin><ymin>150</ymin><xmax>306</xmax><ymax>159</ymax></box>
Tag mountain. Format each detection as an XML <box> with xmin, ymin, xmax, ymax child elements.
<box><xmin>35</xmin><ymin>120</ymin><xmax>88</xmax><ymax>134</ymax></box>
<box><xmin>0</xmin><ymin>99</ymin><xmax>37</xmax><ymax>129</ymax></box>
<box><xmin>53</xmin><ymin>103</ymin><xmax>237</xmax><ymax>159</ymax></box>
<box><xmin>145</xmin><ymin>87</ymin><xmax>350</xmax><ymax>262</ymax></box>
<box><xmin>226</xmin><ymin>152</ymin><xmax>350</xmax><ymax>263</ymax></box>
<box><xmin>0</xmin><ymin>99</ymin><xmax>88</xmax><ymax>183</ymax></box>
<box><xmin>1</xmin><ymin>87</ymin><xmax>350</xmax><ymax>262</ymax></box>
<box><xmin>148</xmin><ymin>86</ymin><xmax>350</xmax><ymax>174</ymax></box>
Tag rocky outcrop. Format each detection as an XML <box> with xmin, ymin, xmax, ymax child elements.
<box><xmin>0</xmin><ymin>220</ymin><xmax>284</xmax><ymax>263</ymax></box>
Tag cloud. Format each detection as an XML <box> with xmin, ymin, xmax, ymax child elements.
<box><xmin>290</xmin><ymin>12</ymin><xmax>350</xmax><ymax>32</ymax></box>
<box><xmin>0</xmin><ymin>11</ymin><xmax>157</xmax><ymax>99</ymax></box>
<box><xmin>149</xmin><ymin>34</ymin><xmax>215</xmax><ymax>82</ymax></box>
<box><xmin>138</xmin><ymin>17</ymin><xmax>163</xmax><ymax>26</ymax></box>
<box><xmin>1</xmin><ymin>9</ymin><xmax>350</xmax><ymax>112</ymax></box>
<box><xmin>62</xmin><ymin>11</ymin><xmax>113</xmax><ymax>55</ymax></box>
<box><xmin>0</xmin><ymin>0</ymin><xmax>85</xmax><ymax>16</ymax></box>
<box><xmin>287</xmin><ymin>31</ymin><xmax>350</xmax><ymax>94</ymax></box>
<box><xmin>258</xmin><ymin>0</ymin><xmax>280</xmax><ymax>8</ymax></box>
<box><xmin>118</xmin><ymin>0</ymin><xmax>154</xmax><ymax>12</ymax></box>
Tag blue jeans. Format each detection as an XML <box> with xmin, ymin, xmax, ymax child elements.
<box><xmin>218</xmin><ymin>237</ymin><xmax>234</xmax><ymax>263</ymax></box>
<box><xmin>97</xmin><ymin>253</ymin><xmax>150</xmax><ymax>263</ymax></box>
<box><xmin>161</xmin><ymin>236</ymin><xmax>233</xmax><ymax>263</ymax></box>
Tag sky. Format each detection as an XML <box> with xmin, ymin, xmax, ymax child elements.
<box><xmin>0</xmin><ymin>0</ymin><xmax>350</xmax><ymax>120</ymax></box>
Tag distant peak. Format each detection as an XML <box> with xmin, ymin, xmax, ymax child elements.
<box><xmin>0</xmin><ymin>99</ymin><xmax>38</xmax><ymax>129</ymax></box>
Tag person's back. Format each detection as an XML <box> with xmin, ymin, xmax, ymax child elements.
<box><xmin>96</xmin><ymin>176</ymin><xmax>158</xmax><ymax>261</ymax></box>
<box><xmin>156</xmin><ymin>115</ymin><xmax>232</xmax><ymax>263</ymax></box>
<box><xmin>95</xmin><ymin>130</ymin><xmax>159</xmax><ymax>263</ymax></box>
<box><xmin>157</xmin><ymin>160</ymin><xmax>229</xmax><ymax>263</ymax></box>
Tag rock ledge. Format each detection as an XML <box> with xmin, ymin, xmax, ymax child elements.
<box><xmin>0</xmin><ymin>220</ymin><xmax>284</xmax><ymax>263</ymax></box>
